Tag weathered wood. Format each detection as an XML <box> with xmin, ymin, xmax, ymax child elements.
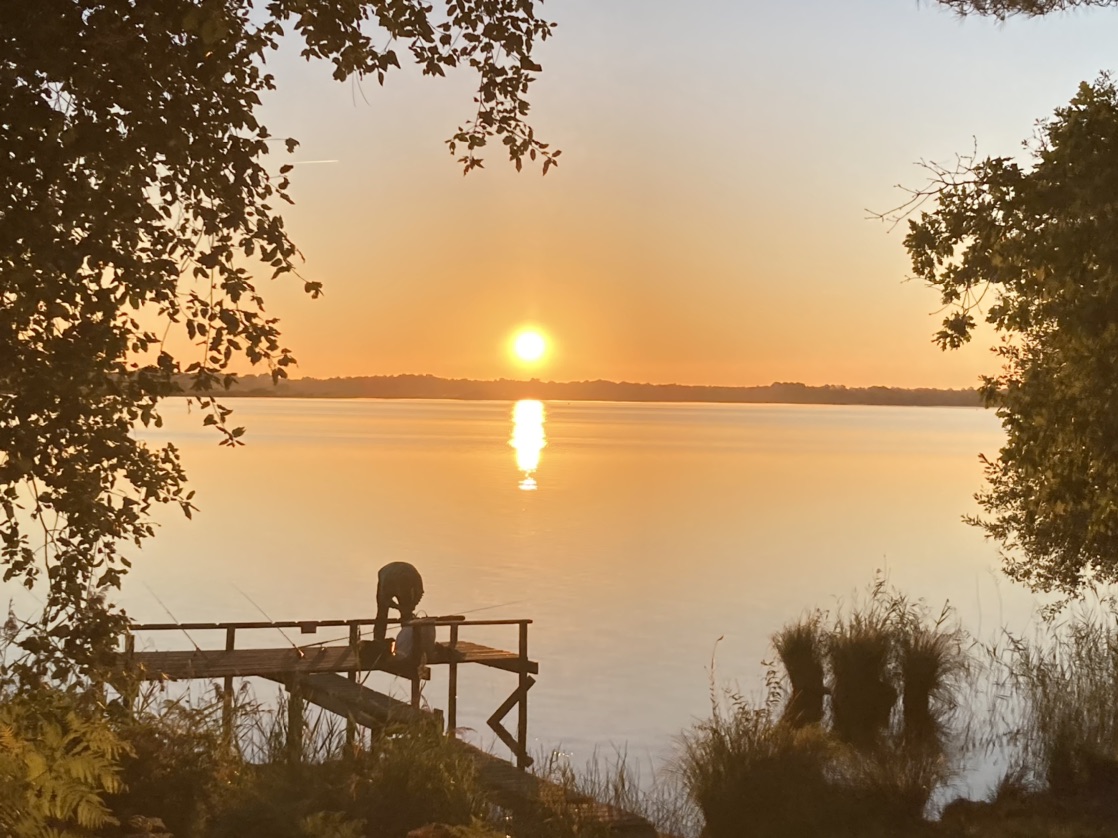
<box><xmin>222</xmin><ymin>627</ymin><xmax>236</xmax><ymax>742</ymax></box>
<box><xmin>487</xmin><ymin>676</ymin><xmax>535</xmax><ymax>768</ymax></box>
<box><xmin>287</xmin><ymin>677</ymin><xmax>303</xmax><ymax>766</ymax></box>
<box><xmin>447</xmin><ymin>623</ymin><xmax>459</xmax><ymax>736</ymax></box>
<box><xmin>518</xmin><ymin>621</ymin><xmax>529</xmax><ymax>770</ymax></box>
<box><xmin>346</xmin><ymin>623</ymin><xmax>360</xmax><ymax>751</ymax></box>
<box><xmin>264</xmin><ymin>672</ymin><xmax>433</xmax><ymax>729</ymax></box>
<box><xmin>427</xmin><ymin>640</ymin><xmax>539</xmax><ymax>674</ymax></box>
<box><xmin>120</xmin><ymin>614</ymin><xmax>651</xmax><ymax>837</ymax></box>
<box><xmin>123</xmin><ymin>640</ymin><xmax>536</xmax><ymax>681</ymax></box>
<box><xmin>130</xmin><ymin>617</ymin><xmax>531</xmax><ymax>632</ymax></box>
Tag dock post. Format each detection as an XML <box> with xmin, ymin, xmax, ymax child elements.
<box><xmin>347</xmin><ymin>622</ymin><xmax>360</xmax><ymax>752</ymax></box>
<box><xmin>121</xmin><ymin>632</ymin><xmax>137</xmax><ymax>717</ymax></box>
<box><xmin>447</xmin><ymin>623</ymin><xmax>459</xmax><ymax>737</ymax></box>
<box><xmin>287</xmin><ymin>678</ymin><xmax>304</xmax><ymax>766</ymax></box>
<box><xmin>222</xmin><ymin>627</ymin><xmax>236</xmax><ymax>743</ymax></box>
<box><xmin>517</xmin><ymin>621</ymin><xmax>529</xmax><ymax>770</ymax></box>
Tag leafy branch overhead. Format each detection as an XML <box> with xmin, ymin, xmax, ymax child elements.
<box><xmin>935</xmin><ymin>0</ymin><xmax>1118</xmax><ymax>17</ymax></box>
<box><xmin>0</xmin><ymin>0</ymin><xmax>557</xmax><ymax>679</ymax></box>
<box><xmin>898</xmin><ymin>76</ymin><xmax>1118</xmax><ymax>595</ymax></box>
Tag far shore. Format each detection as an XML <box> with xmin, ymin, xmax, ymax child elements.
<box><xmin>185</xmin><ymin>373</ymin><xmax>984</xmax><ymax>408</ymax></box>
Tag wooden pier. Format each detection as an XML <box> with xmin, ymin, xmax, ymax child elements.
<box><xmin>119</xmin><ymin>615</ymin><xmax>656</xmax><ymax>837</ymax></box>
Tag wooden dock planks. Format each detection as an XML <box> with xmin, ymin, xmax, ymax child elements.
<box><xmin>118</xmin><ymin>617</ymin><xmax>653</xmax><ymax>837</ymax></box>
<box><xmin>123</xmin><ymin>640</ymin><xmax>537</xmax><ymax>681</ymax></box>
<box><xmin>261</xmin><ymin>671</ymin><xmax>433</xmax><ymax>728</ymax></box>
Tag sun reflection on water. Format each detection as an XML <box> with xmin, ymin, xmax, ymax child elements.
<box><xmin>510</xmin><ymin>399</ymin><xmax>546</xmax><ymax>490</ymax></box>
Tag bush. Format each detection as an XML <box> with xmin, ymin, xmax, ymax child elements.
<box><xmin>346</xmin><ymin>723</ymin><xmax>488</xmax><ymax>838</ymax></box>
<box><xmin>112</xmin><ymin>696</ymin><xmax>245</xmax><ymax>837</ymax></box>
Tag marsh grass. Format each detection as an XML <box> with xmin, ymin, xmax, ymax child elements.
<box><xmin>533</xmin><ymin>747</ymin><xmax>701</xmax><ymax>838</ymax></box>
<box><xmin>995</xmin><ymin>604</ymin><xmax>1118</xmax><ymax>800</ymax></box>
<box><xmin>681</xmin><ymin>578</ymin><xmax>974</xmax><ymax>837</ymax></box>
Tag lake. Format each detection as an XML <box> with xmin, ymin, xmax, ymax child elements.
<box><xmin>16</xmin><ymin>398</ymin><xmax>1044</xmax><ymax>775</ymax></box>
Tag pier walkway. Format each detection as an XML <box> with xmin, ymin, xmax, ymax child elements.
<box><xmin>118</xmin><ymin>615</ymin><xmax>656</xmax><ymax>837</ymax></box>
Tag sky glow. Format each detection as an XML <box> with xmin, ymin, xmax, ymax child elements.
<box><xmin>256</xmin><ymin>1</ymin><xmax>1118</xmax><ymax>388</ymax></box>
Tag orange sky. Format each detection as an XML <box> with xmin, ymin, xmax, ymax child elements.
<box><xmin>249</xmin><ymin>1</ymin><xmax>1118</xmax><ymax>389</ymax></box>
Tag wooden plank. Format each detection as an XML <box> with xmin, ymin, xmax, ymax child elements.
<box><xmin>123</xmin><ymin>641</ymin><xmax>537</xmax><ymax>681</ymax></box>
<box><xmin>129</xmin><ymin>617</ymin><xmax>533</xmax><ymax>632</ymax></box>
<box><xmin>429</xmin><ymin>641</ymin><xmax>540</xmax><ymax>674</ymax></box>
<box><xmin>264</xmin><ymin>672</ymin><xmax>433</xmax><ymax>729</ymax></box>
<box><xmin>124</xmin><ymin>646</ymin><xmax>358</xmax><ymax>680</ymax></box>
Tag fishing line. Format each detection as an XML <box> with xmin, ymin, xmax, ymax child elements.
<box><xmin>143</xmin><ymin>582</ymin><xmax>202</xmax><ymax>652</ymax></box>
<box><xmin>233</xmin><ymin>584</ymin><xmax>304</xmax><ymax>658</ymax></box>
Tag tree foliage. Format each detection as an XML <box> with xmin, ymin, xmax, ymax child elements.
<box><xmin>0</xmin><ymin>0</ymin><xmax>557</xmax><ymax>679</ymax></box>
<box><xmin>934</xmin><ymin>0</ymin><xmax>1118</xmax><ymax>17</ymax></box>
<box><xmin>903</xmin><ymin>76</ymin><xmax>1118</xmax><ymax>594</ymax></box>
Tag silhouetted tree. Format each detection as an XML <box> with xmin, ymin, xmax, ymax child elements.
<box><xmin>0</xmin><ymin>0</ymin><xmax>557</xmax><ymax>679</ymax></box>
<box><xmin>900</xmin><ymin>76</ymin><xmax>1118</xmax><ymax>595</ymax></box>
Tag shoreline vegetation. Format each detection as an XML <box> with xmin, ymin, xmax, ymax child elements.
<box><xmin>11</xmin><ymin>580</ymin><xmax>1118</xmax><ymax>837</ymax></box>
<box><xmin>210</xmin><ymin>374</ymin><xmax>983</xmax><ymax>407</ymax></box>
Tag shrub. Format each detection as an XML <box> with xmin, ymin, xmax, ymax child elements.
<box><xmin>112</xmin><ymin>694</ymin><xmax>245</xmax><ymax>837</ymax></box>
<box><xmin>346</xmin><ymin>722</ymin><xmax>489</xmax><ymax>838</ymax></box>
<box><xmin>680</xmin><ymin>696</ymin><xmax>836</xmax><ymax>838</ymax></box>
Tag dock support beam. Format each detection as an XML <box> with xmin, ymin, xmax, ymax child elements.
<box><xmin>448</xmin><ymin>623</ymin><xmax>459</xmax><ymax>737</ymax></box>
<box><xmin>347</xmin><ymin>622</ymin><xmax>360</xmax><ymax>752</ymax></box>
<box><xmin>518</xmin><ymin>621</ymin><xmax>529</xmax><ymax>769</ymax></box>
<box><xmin>222</xmin><ymin>627</ymin><xmax>236</xmax><ymax>742</ymax></box>
<box><xmin>287</xmin><ymin>678</ymin><xmax>304</xmax><ymax>766</ymax></box>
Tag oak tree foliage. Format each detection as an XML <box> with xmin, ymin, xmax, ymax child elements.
<box><xmin>902</xmin><ymin>76</ymin><xmax>1118</xmax><ymax>595</ymax></box>
<box><xmin>0</xmin><ymin>0</ymin><xmax>557</xmax><ymax>679</ymax></box>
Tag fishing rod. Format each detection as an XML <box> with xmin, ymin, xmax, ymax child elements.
<box><xmin>296</xmin><ymin>600</ymin><xmax>529</xmax><ymax>651</ymax></box>
<box><xmin>143</xmin><ymin>582</ymin><xmax>202</xmax><ymax>652</ymax></box>
<box><xmin>233</xmin><ymin>585</ymin><xmax>304</xmax><ymax>658</ymax></box>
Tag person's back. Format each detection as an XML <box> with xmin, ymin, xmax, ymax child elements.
<box><xmin>374</xmin><ymin>561</ymin><xmax>424</xmax><ymax>641</ymax></box>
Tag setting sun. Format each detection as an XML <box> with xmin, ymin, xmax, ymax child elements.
<box><xmin>512</xmin><ymin>329</ymin><xmax>547</xmax><ymax>364</ymax></box>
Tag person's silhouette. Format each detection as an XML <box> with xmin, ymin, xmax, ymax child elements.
<box><xmin>373</xmin><ymin>561</ymin><xmax>424</xmax><ymax>642</ymax></box>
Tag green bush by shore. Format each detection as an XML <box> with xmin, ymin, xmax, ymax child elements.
<box><xmin>7</xmin><ymin>582</ymin><xmax>1118</xmax><ymax>837</ymax></box>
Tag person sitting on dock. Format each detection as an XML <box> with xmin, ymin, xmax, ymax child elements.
<box><xmin>373</xmin><ymin>561</ymin><xmax>424</xmax><ymax>642</ymax></box>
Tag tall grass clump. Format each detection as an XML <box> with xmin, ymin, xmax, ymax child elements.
<box><xmin>680</xmin><ymin>687</ymin><xmax>837</xmax><ymax>838</ymax></box>
<box><xmin>773</xmin><ymin>614</ymin><xmax>826</xmax><ymax>728</ymax></box>
<box><xmin>828</xmin><ymin>610</ymin><xmax>896</xmax><ymax>747</ymax></box>
<box><xmin>682</xmin><ymin>578</ymin><xmax>974</xmax><ymax>837</ymax></box>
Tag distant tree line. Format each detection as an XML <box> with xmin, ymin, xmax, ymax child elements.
<box><xmin>217</xmin><ymin>374</ymin><xmax>983</xmax><ymax>407</ymax></box>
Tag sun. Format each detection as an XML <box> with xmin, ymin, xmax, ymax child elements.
<box><xmin>511</xmin><ymin>329</ymin><xmax>547</xmax><ymax>364</ymax></box>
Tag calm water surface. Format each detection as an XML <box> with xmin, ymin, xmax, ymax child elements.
<box><xmin>45</xmin><ymin>400</ymin><xmax>1046</xmax><ymax>768</ymax></box>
